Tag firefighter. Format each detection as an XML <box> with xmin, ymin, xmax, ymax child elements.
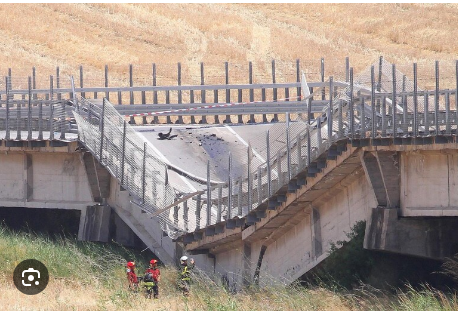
<box><xmin>126</xmin><ymin>261</ymin><xmax>138</xmax><ymax>292</ymax></box>
<box><xmin>179</xmin><ymin>256</ymin><xmax>194</xmax><ymax>296</ymax></box>
<box><xmin>143</xmin><ymin>259</ymin><xmax>161</xmax><ymax>299</ymax></box>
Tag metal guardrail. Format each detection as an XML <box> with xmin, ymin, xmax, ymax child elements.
<box><xmin>71</xmin><ymin>58</ymin><xmax>458</xmax><ymax>242</ymax></box>
<box><xmin>3</xmin><ymin>58</ymin><xmax>458</xmax><ymax>243</ymax></box>
<box><xmin>0</xmin><ymin>80</ymin><xmax>343</xmax><ymax>125</ymax></box>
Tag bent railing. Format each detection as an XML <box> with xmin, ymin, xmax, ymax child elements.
<box><xmin>73</xmin><ymin>58</ymin><xmax>458</xmax><ymax>241</ymax></box>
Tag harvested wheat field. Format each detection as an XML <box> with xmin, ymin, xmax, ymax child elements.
<box><xmin>3</xmin><ymin>4</ymin><xmax>458</xmax><ymax>311</ymax></box>
<box><xmin>0</xmin><ymin>3</ymin><xmax>457</xmax><ymax>88</ymax></box>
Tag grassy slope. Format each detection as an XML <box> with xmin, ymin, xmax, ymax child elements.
<box><xmin>0</xmin><ymin>3</ymin><xmax>457</xmax><ymax>87</ymax></box>
<box><xmin>0</xmin><ymin>226</ymin><xmax>352</xmax><ymax>310</ymax></box>
<box><xmin>1</xmin><ymin>226</ymin><xmax>458</xmax><ymax>311</ymax></box>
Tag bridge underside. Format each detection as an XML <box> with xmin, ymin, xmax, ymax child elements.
<box><xmin>181</xmin><ymin>138</ymin><xmax>458</xmax><ymax>284</ymax></box>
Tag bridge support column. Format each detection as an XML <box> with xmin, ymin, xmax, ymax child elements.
<box><xmin>311</xmin><ymin>207</ymin><xmax>322</xmax><ymax>259</ymax></box>
<box><xmin>112</xmin><ymin>210</ymin><xmax>138</xmax><ymax>247</ymax></box>
<box><xmin>24</xmin><ymin>153</ymin><xmax>33</xmax><ymax>201</ymax></box>
<box><xmin>78</xmin><ymin>204</ymin><xmax>111</xmax><ymax>242</ymax></box>
<box><xmin>82</xmin><ymin>153</ymin><xmax>111</xmax><ymax>203</ymax></box>
<box><xmin>253</xmin><ymin>245</ymin><xmax>267</xmax><ymax>285</ymax></box>
<box><xmin>243</xmin><ymin>242</ymin><xmax>252</xmax><ymax>286</ymax></box>
<box><xmin>361</xmin><ymin>151</ymin><xmax>400</xmax><ymax>208</ymax></box>
<box><xmin>364</xmin><ymin>207</ymin><xmax>458</xmax><ymax>259</ymax></box>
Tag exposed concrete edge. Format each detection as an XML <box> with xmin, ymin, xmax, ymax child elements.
<box><xmin>184</xmin><ymin>226</ymin><xmax>242</xmax><ymax>251</ymax></box>
<box><xmin>0</xmin><ymin>200</ymin><xmax>96</xmax><ymax>210</ymax></box>
<box><xmin>0</xmin><ymin>140</ymin><xmax>78</xmax><ymax>153</ymax></box>
<box><xmin>112</xmin><ymin>205</ymin><xmax>175</xmax><ymax>265</ymax></box>
<box><xmin>362</xmin><ymin>141</ymin><xmax>458</xmax><ymax>153</ymax></box>
<box><xmin>242</xmin><ymin>143</ymin><xmax>360</xmax><ymax>242</ymax></box>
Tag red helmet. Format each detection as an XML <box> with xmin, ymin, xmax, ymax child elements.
<box><xmin>150</xmin><ymin>259</ymin><xmax>158</xmax><ymax>265</ymax></box>
<box><xmin>127</xmin><ymin>261</ymin><xmax>135</xmax><ymax>268</ymax></box>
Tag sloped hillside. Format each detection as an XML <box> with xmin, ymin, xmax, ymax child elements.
<box><xmin>0</xmin><ymin>3</ymin><xmax>456</xmax><ymax>88</ymax></box>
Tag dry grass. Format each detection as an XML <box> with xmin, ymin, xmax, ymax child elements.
<box><xmin>0</xmin><ymin>3</ymin><xmax>457</xmax><ymax>88</ymax></box>
<box><xmin>0</xmin><ymin>271</ymin><xmax>354</xmax><ymax>311</ymax></box>
<box><xmin>2</xmin><ymin>226</ymin><xmax>458</xmax><ymax>311</ymax></box>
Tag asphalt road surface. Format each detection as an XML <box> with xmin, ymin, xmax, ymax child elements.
<box><xmin>135</xmin><ymin>123</ymin><xmax>273</xmax><ymax>192</ymax></box>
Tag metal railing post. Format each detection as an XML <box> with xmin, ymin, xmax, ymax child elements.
<box><xmin>99</xmin><ymin>98</ymin><xmax>106</xmax><ymax>162</ymax></box>
<box><xmin>228</xmin><ymin>153</ymin><xmax>232</xmax><ymax>220</ymax></box>
<box><xmin>413</xmin><ymin>63</ymin><xmax>418</xmax><ymax>137</ymax></box>
<box><xmin>142</xmin><ymin>142</ymin><xmax>147</xmax><ymax>203</ymax></box>
<box><xmin>238</xmin><ymin>177</ymin><xmax>242</xmax><ymax>216</ymax></box>
<box><xmin>435</xmin><ymin>60</ymin><xmax>440</xmax><ymax>135</ymax></box>
<box><xmin>49</xmin><ymin>102</ymin><xmax>54</xmax><ymax>140</ymax></box>
<box><xmin>5</xmin><ymin>76</ymin><xmax>10</xmax><ymax>140</ymax></box>
<box><xmin>120</xmin><ymin>120</ymin><xmax>127</xmax><ymax>186</ymax></box>
<box><xmin>328</xmin><ymin>76</ymin><xmax>333</xmax><ymax>143</ymax></box>
<box><xmin>38</xmin><ymin>100</ymin><xmax>43</xmax><ymax>140</ymax></box>
<box><xmin>321</xmin><ymin>58</ymin><xmax>325</xmax><ymax>100</ymax></box>
<box><xmin>382</xmin><ymin>96</ymin><xmax>387</xmax><ymax>136</ymax></box>
<box><xmin>456</xmin><ymin>60</ymin><xmax>458</xmax><ymax>119</ymax></box>
<box><xmin>266</xmin><ymin>130</ymin><xmax>271</xmax><ymax>196</ymax></box>
<box><xmin>361</xmin><ymin>96</ymin><xmax>366</xmax><ymax>139</ymax></box>
<box><xmin>225</xmin><ymin>61</ymin><xmax>231</xmax><ymax>123</ymax></box>
<box><xmin>371</xmin><ymin>66</ymin><xmax>376</xmax><ymax>139</ymax></box>
<box><xmin>206</xmin><ymin>160</ymin><xmax>211</xmax><ymax>227</ymax></box>
<box><xmin>424</xmin><ymin>91</ymin><xmax>429</xmax><ymax>135</ymax></box>
<box><xmin>277</xmin><ymin>151</ymin><xmax>282</xmax><ymax>189</ymax></box>
<box><xmin>70</xmin><ymin>76</ymin><xmax>79</xmax><ymax>113</ymax></box>
<box><xmin>392</xmin><ymin>64</ymin><xmax>397</xmax><ymax>137</ymax></box>
<box><xmin>247</xmin><ymin>145</ymin><xmax>252</xmax><ymax>211</ymax></box>
<box><xmin>338</xmin><ymin>99</ymin><xmax>343</xmax><ymax>138</ymax></box>
<box><xmin>16</xmin><ymin>76</ymin><xmax>22</xmax><ymax>140</ymax></box>
<box><xmin>349</xmin><ymin>68</ymin><xmax>354</xmax><ymax>138</ymax></box>
<box><xmin>257</xmin><ymin>166</ymin><xmax>262</xmax><ymax>206</ymax></box>
<box><xmin>307</xmin><ymin>124</ymin><xmax>311</xmax><ymax>166</ymax></box>
<box><xmin>217</xmin><ymin>185</ymin><xmax>222</xmax><ymax>223</ymax></box>
<box><xmin>286</xmin><ymin>121</ymin><xmax>291</xmax><ymax>181</ymax></box>
<box><xmin>195</xmin><ymin>193</ymin><xmax>201</xmax><ymax>230</ymax></box>
<box><xmin>105</xmin><ymin>65</ymin><xmax>109</xmax><ymax>101</ymax></box>
<box><xmin>183</xmin><ymin>201</ymin><xmax>188</xmax><ymax>232</ymax></box>
<box><xmin>296</xmin><ymin>133</ymin><xmax>302</xmax><ymax>172</ymax></box>
<box><xmin>446</xmin><ymin>90</ymin><xmax>451</xmax><ymax>135</ymax></box>
<box><xmin>317</xmin><ymin>116</ymin><xmax>322</xmax><ymax>152</ymax></box>
<box><xmin>27</xmin><ymin>76</ymin><xmax>32</xmax><ymax>140</ymax></box>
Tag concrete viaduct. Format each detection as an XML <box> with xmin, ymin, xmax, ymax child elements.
<box><xmin>1</xmin><ymin>57</ymin><xmax>458</xmax><ymax>289</ymax></box>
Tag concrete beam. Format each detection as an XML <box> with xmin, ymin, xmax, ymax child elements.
<box><xmin>82</xmin><ymin>153</ymin><xmax>111</xmax><ymax>203</ymax></box>
<box><xmin>243</xmin><ymin>242</ymin><xmax>252</xmax><ymax>286</ymax></box>
<box><xmin>361</xmin><ymin>152</ymin><xmax>387</xmax><ymax>206</ymax></box>
<box><xmin>185</xmin><ymin>225</ymin><xmax>242</xmax><ymax>252</ymax></box>
<box><xmin>79</xmin><ymin>204</ymin><xmax>111</xmax><ymax>242</ymax></box>
<box><xmin>376</xmin><ymin>151</ymin><xmax>400</xmax><ymax>208</ymax></box>
<box><xmin>0</xmin><ymin>140</ymin><xmax>78</xmax><ymax>153</ymax></box>
<box><xmin>311</xmin><ymin>207</ymin><xmax>322</xmax><ymax>259</ymax></box>
<box><xmin>0</xmin><ymin>200</ymin><xmax>96</xmax><ymax>210</ymax></box>
<box><xmin>24</xmin><ymin>153</ymin><xmax>33</xmax><ymax>200</ymax></box>
<box><xmin>364</xmin><ymin>207</ymin><xmax>458</xmax><ymax>260</ymax></box>
<box><xmin>361</xmin><ymin>151</ymin><xmax>400</xmax><ymax>208</ymax></box>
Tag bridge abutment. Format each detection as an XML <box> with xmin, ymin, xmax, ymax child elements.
<box><xmin>78</xmin><ymin>204</ymin><xmax>111</xmax><ymax>242</ymax></box>
<box><xmin>364</xmin><ymin>207</ymin><xmax>458</xmax><ymax>259</ymax></box>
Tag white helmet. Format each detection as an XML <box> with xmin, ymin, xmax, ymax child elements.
<box><xmin>180</xmin><ymin>256</ymin><xmax>188</xmax><ymax>264</ymax></box>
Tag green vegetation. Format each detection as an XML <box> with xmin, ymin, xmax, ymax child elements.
<box><xmin>1</xmin><ymin>224</ymin><xmax>458</xmax><ymax>310</ymax></box>
<box><xmin>305</xmin><ymin>220</ymin><xmax>375</xmax><ymax>290</ymax></box>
